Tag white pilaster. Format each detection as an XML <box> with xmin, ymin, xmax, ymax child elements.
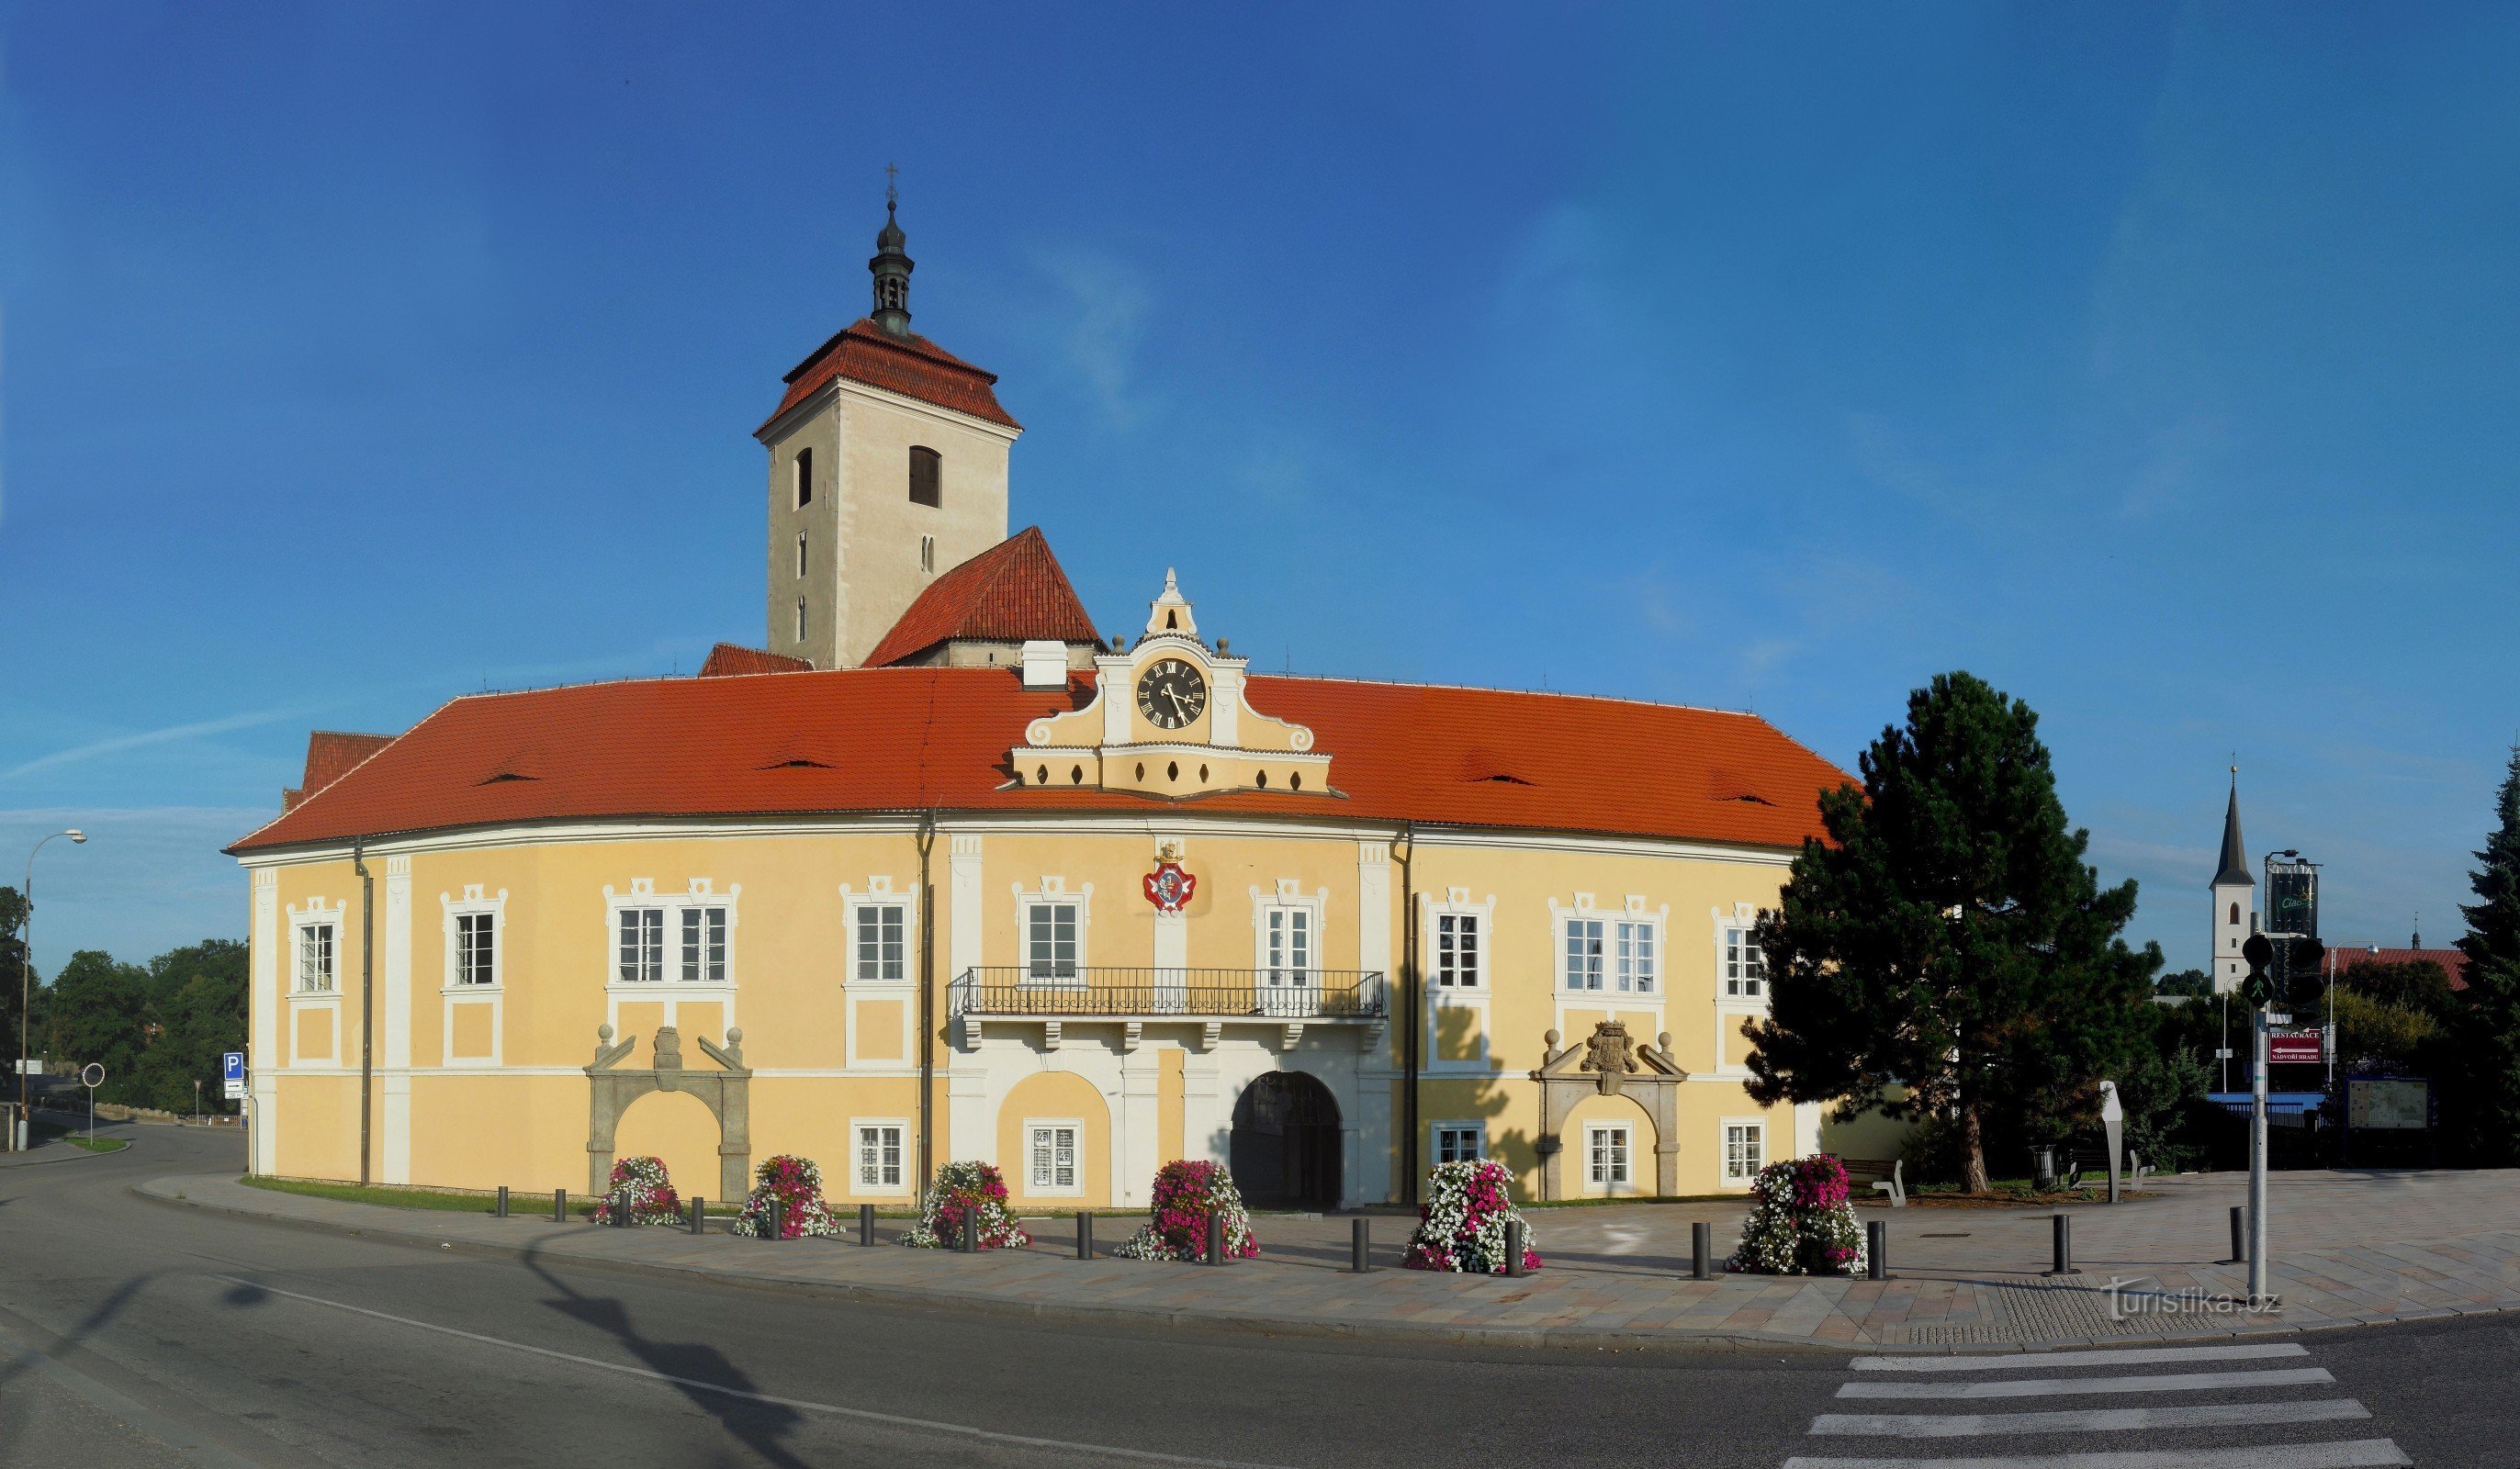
<box><xmin>947</xmin><ymin>1063</ymin><xmax>991</xmax><ymax>1172</ymax></box>
<box><xmin>381</xmin><ymin>858</ymin><xmax>412</xmax><ymax>1183</ymax></box>
<box><xmin>1118</xmin><ymin>1048</ymin><xmax>1162</xmax><ymax>1206</ymax></box>
<box><xmin>1182</xmin><ymin>1051</ymin><xmax>1222</xmax><ymax>1165</ymax></box>
<box><xmin>1356</xmin><ymin>840</ymin><xmax>1391</xmax><ymax>976</ymax></box>
<box><xmin>948</xmin><ymin>835</ymin><xmax>983</xmax><ymax>981</ymax></box>
<box><xmin>249</xmin><ymin>869</ymin><xmax>279</xmax><ymax>1175</ymax></box>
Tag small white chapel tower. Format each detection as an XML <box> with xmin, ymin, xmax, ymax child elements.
<box><xmin>2209</xmin><ymin>770</ymin><xmax>2256</xmax><ymax>995</ymax></box>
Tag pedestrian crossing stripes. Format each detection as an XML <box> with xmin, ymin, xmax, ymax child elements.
<box><xmin>1785</xmin><ymin>1340</ymin><xmax>2410</xmax><ymax>1469</ymax></box>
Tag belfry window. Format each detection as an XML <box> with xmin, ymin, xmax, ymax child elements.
<box><xmin>793</xmin><ymin>447</ymin><xmax>813</xmax><ymax>510</ymax></box>
<box><xmin>796</xmin><ymin>532</ymin><xmax>807</xmax><ymax>578</ymax></box>
<box><xmin>909</xmin><ymin>445</ymin><xmax>941</xmax><ymax>507</ymax></box>
<box><xmin>795</xmin><ymin>598</ymin><xmax>807</xmax><ymax>643</ymax></box>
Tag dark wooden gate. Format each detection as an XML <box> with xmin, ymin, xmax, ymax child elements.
<box><xmin>1230</xmin><ymin>1071</ymin><xmax>1341</xmax><ymax>1208</ymax></box>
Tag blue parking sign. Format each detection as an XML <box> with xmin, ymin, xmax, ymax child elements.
<box><xmin>223</xmin><ymin>1052</ymin><xmax>245</xmax><ymax>1083</ymax></box>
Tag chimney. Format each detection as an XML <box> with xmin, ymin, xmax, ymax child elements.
<box><xmin>1020</xmin><ymin>640</ymin><xmax>1068</xmax><ymax>690</ymax></box>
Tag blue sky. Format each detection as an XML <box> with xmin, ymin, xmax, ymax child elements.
<box><xmin>5</xmin><ymin>3</ymin><xmax>2516</xmax><ymax>976</ymax></box>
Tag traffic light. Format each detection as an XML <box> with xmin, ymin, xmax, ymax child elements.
<box><xmin>2240</xmin><ymin>932</ymin><xmax>2326</xmax><ymax>1009</ymax></box>
<box><xmin>2240</xmin><ymin>933</ymin><xmax>2275</xmax><ymax>1007</ymax></box>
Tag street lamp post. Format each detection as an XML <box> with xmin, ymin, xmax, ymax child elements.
<box><xmin>17</xmin><ymin>830</ymin><xmax>87</xmax><ymax>1152</ymax></box>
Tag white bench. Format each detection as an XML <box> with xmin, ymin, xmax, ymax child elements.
<box><xmin>1844</xmin><ymin>1157</ymin><xmax>1905</xmax><ymax>1206</ymax></box>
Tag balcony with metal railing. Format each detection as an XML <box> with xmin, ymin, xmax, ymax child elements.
<box><xmin>949</xmin><ymin>967</ymin><xmax>1387</xmax><ymax>1051</ymax></box>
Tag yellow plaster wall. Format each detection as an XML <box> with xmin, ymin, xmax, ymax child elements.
<box><xmin>612</xmin><ymin>1087</ymin><xmax>724</xmax><ymax>1198</ymax></box>
<box><xmin>994</xmin><ymin>1070</ymin><xmax>1112</xmax><ymax>1209</ymax></box>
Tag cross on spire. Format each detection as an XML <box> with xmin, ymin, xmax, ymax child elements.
<box><xmin>884</xmin><ymin>161</ymin><xmax>899</xmax><ymax>209</ymax></box>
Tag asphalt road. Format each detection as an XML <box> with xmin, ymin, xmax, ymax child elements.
<box><xmin>3</xmin><ymin>1119</ymin><xmax>2516</xmax><ymax>1468</ymax></box>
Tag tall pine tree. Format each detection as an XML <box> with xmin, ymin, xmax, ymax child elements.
<box><xmin>2455</xmin><ymin>745</ymin><xmax>2520</xmax><ymax>1165</ymax></box>
<box><xmin>1743</xmin><ymin>672</ymin><xmax>2159</xmax><ymax>1193</ymax></box>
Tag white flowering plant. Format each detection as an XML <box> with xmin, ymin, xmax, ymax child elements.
<box><xmin>591</xmin><ymin>1155</ymin><xmax>682</xmax><ymax>1227</ymax></box>
<box><xmin>1403</xmin><ymin>1160</ymin><xmax>1541</xmax><ymax>1273</ymax></box>
<box><xmin>1726</xmin><ymin>1153</ymin><xmax>1866</xmax><ymax>1276</ymax></box>
<box><xmin>1113</xmin><ymin>1161</ymin><xmax>1259</xmax><ymax>1262</ymax></box>
<box><xmin>900</xmin><ymin>1161</ymin><xmax>1032</xmax><ymax>1250</ymax></box>
<box><xmin>733</xmin><ymin>1154</ymin><xmax>844</xmax><ymax>1239</ymax></box>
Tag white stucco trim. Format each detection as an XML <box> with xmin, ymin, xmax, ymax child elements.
<box><xmin>599</xmin><ymin>877</ymin><xmax>741</xmax><ymax>1035</ymax></box>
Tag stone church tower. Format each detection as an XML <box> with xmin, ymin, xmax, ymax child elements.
<box><xmin>2209</xmin><ymin>774</ymin><xmax>2256</xmax><ymax>995</ymax></box>
<box><xmin>755</xmin><ymin>193</ymin><xmax>1022</xmax><ymax>668</ymax></box>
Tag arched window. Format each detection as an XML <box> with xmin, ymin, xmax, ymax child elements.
<box><xmin>793</xmin><ymin>447</ymin><xmax>813</xmax><ymax>510</ymax></box>
<box><xmin>908</xmin><ymin>446</ymin><xmax>941</xmax><ymax>507</ymax></box>
<box><xmin>2228</xmin><ymin>902</ymin><xmax>2240</xmax><ymax>925</ymax></box>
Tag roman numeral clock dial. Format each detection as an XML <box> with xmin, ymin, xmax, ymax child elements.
<box><xmin>1135</xmin><ymin>658</ymin><xmax>1208</xmax><ymax>731</ymax></box>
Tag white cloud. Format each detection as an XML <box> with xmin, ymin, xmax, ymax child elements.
<box><xmin>1</xmin><ymin>703</ymin><xmax>319</xmax><ymax>782</ymax></box>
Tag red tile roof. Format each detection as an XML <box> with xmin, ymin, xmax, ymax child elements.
<box><xmin>279</xmin><ymin>731</ymin><xmax>394</xmax><ymax>813</ymax></box>
<box><xmin>2332</xmin><ymin>947</ymin><xmax>2473</xmax><ymax>993</ymax></box>
<box><xmin>230</xmin><ymin>668</ymin><xmax>1851</xmax><ymax>855</ymax></box>
<box><xmin>759</xmin><ymin>318</ymin><xmax>1020</xmax><ymax>434</ymax></box>
<box><xmin>863</xmin><ymin>526</ymin><xmax>1102</xmax><ymax>667</ymax></box>
<box><xmin>698</xmin><ymin>643</ymin><xmax>813</xmax><ymax>678</ymax></box>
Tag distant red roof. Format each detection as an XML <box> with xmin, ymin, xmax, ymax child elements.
<box><xmin>759</xmin><ymin>318</ymin><xmax>1020</xmax><ymax>434</ymax></box>
<box><xmin>864</xmin><ymin>527</ymin><xmax>1101</xmax><ymax>667</ymax></box>
<box><xmin>2333</xmin><ymin>947</ymin><xmax>2473</xmax><ymax>993</ymax></box>
<box><xmin>231</xmin><ymin>669</ymin><xmax>1851</xmax><ymax>855</ymax></box>
<box><xmin>698</xmin><ymin>644</ymin><xmax>813</xmax><ymax>678</ymax></box>
<box><xmin>280</xmin><ymin>731</ymin><xmax>393</xmax><ymax>813</ymax></box>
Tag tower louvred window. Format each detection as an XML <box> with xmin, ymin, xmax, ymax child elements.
<box><xmin>909</xmin><ymin>446</ymin><xmax>940</xmax><ymax>507</ymax></box>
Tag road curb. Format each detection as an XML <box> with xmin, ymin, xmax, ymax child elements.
<box><xmin>136</xmin><ymin>1174</ymin><xmax>2514</xmax><ymax>1357</ymax></box>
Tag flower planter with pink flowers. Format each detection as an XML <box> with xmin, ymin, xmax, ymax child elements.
<box><xmin>734</xmin><ymin>1153</ymin><xmax>842</xmax><ymax>1239</ymax></box>
<box><xmin>1402</xmin><ymin>1160</ymin><xmax>1541</xmax><ymax>1273</ymax></box>
<box><xmin>1727</xmin><ymin>1153</ymin><xmax>1866</xmax><ymax>1275</ymax></box>
<box><xmin>1114</xmin><ymin>1160</ymin><xmax>1258</xmax><ymax>1262</ymax></box>
<box><xmin>901</xmin><ymin>1161</ymin><xmax>1031</xmax><ymax>1250</ymax></box>
<box><xmin>591</xmin><ymin>1155</ymin><xmax>682</xmax><ymax>1227</ymax></box>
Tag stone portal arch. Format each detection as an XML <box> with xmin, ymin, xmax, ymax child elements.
<box><xmin>586</xmin><ymin>1024</ymin><xmax>752</xmax><ymax>1201</ymax></box>
<box><xmin>1531</xmin><ymin>1021</ymin><xmax>1688</xmax><ymax>1200</ymax></box>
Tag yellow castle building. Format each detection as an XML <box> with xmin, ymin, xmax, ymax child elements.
<box><xmin>231</xmin><ymin>201</ymin><xmax>1851</xmax><ymax>1212</ymax></box>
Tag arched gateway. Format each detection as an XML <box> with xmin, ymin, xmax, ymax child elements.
<box><xmin>1230</xmin><ymin>1071</ymin><xmax>1341</xmax><ymax>1209</ymax></box>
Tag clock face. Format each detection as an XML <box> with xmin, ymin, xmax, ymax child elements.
<box><xmin>1135</xmin><ymin>658</ymin><xmax>1209</xmax><ymax>731</ymax></box>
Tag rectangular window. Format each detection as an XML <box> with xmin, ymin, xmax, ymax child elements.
<box><xmin>1724</xmin><ymin>926</ymin><xmax>1767</xmax><ymax>998</ymax></box>
<box><xmin>456</xmin><ymin>912</ymin><xmax>496</xmax><ymax>986</ymax></box>
<box><xmin>297</xmin><ymin>923</ymin><xmax>336</xmax><ymax>992</ymax></box>
<box><xmin>1587</xmin><ymin>1125</ymin><xmax>1631</xmax><ymax>1187</ymax></box>
<box><xmin>1615</xmin><ymin>920</ymin><xmax>1656</xmax><ymax>994</ymax></box>
<box><xmin>1026</xmin><ymin>903</ymin><xmax>1079</xmax><ymax>980</ymax></box>
<box><xmin>1027</xmin><ymin>1124</ymin><xmax>1078</xmax><ymax>1192</ymax></box>
<box><xmin>795</xmin><ymin>598</ymin><xmax>807</xmax><ymax>643</ymax></box>
<box><xmin>1563</xmin><ymin>918</ymin><xmax>1604</xmax><ymax>992</ymax></box>
<box><xmin>855</xmin><ymin>903</ymin><xmax>906</xmax><ymax>982</ymax></box>
<box><xmin>1435</xmin><ymin>913</ymin><xmax>1481</xmax><ymax>987</ymax></box>
<box><xmin>1725</xmin><ymin>1123</ymin><xmax>1766</xmax><ymax>1183</ymax></box>
<box><xmin>1434</xmin><ymin>1125</ymin><xmax>1483</xmax><ymax>1165</ymax></box>
<box><xmin>908</xmin><ymin>445</ymin><xmax>941</xmax><ymax>507</ymax></box>
<box><xmin>1264</xmin><ymin>907</ymin><xmax>1312</xmax><ymax>986</ymax></box>
<box><xmin>856</xmin><ymin>1124</ymin><xmax>904</xmax><ymax>1190</ymax></box>
<box><xmin>617</xmin><ymin>908</ymin><xmax>665</xmax><ymax>983</ymax></box>
<box><xmin>793</xmin><ymin>447</ymin><xmax>813</xmax><ymax>509</ymax></box>
<box><xmin>680</xmin><ymin>906</ymin><xmax>728</xmax><ymax>983</ymax></box>
<box><xmin>796</xmin><ymin>531</ymin><xmax>807</xmax><ymax>578</ymax></box>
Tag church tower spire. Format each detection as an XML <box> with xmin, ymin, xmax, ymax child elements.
<box><xmin>870</xmin><ymin>164</ymin><xmax>915</xmax><ymax>339</ymax></box>
<box><xmin>2209</xmin><ymin>768</ymin><xmax>2256</xmax><ymax>995</ymax></box>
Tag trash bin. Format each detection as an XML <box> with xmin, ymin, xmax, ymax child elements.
<box><xmin>2029</xmin><ymin>1144</ymin><xmax>2058</xmax><ymax>1191</ymax></box>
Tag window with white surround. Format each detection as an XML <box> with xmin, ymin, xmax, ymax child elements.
<box><xmin>456</xmin><ymin>913</ymin><xmax>495</xmax><ymax>985</ymax></box>
<box><xmin>680</xmin><ymin>906</ymin><xmax>728</xmax><ymax>983</ymax></box>
<box><xmin>796</xmin><ymin>531</ymin><xmax>807</xmax><ymax>578</ymax></box>
<box><xmin>1586</xmin><ymin>1124</ymin><xmax>1632</xmax><ymax>1188</ymax></box>
<box><xmin>1251</xmin><ymin>880</ymin><xmax>1328</xmax><ymax>989</ymax></box>
<box><xmin>1724</xmin><ymin>1121</ymin><xmax>1766</xmax><ymax>1183</ymax></box>
<box><xmin>1013</xmin><ymin>879</ymin><xmax>1090</xmax><ymax>982</ymax></box>
<box><xmin>1563</xmin><ymin>917</ymin><xmax>1605</xmax><ymax>992</ymax></box>
<box><xmin>1434</xmin><ymin>1123</ymin><xmax>1484</xmax><ymax>1165</ymax></box>
<box><xmin>1723</xmin><ymin>925</ymin><xmax>1766</xmax><ymax>998</ymax></box>
<box><xmin>854</xmin><ymin>902</ymin><xmax>907</xmax><ymax>983</ymax></box>
<box><xmin>855</xmin><ymin>1122</ymin><xmax>906</xmax><ymax>1192</ymax></box>
<box><xmin>297</xmin><ymin>921</ymin><xmax>337</xmax><ymax>992</ymax></box>
<box><xmin>1614</xmin><ymin>918</ymin><xmax>1656</xmax><ymax>993</ymax></box>
<box><xmin>1026</xmin><ymin>1121</ymin><xmax>1081</xmax><ymax>1194</ymax></box>
<box><xmin>617</xmin><ymin>908</ymin><xmax>666</xmax><ymax>983</ymax></box>
<box><xmin>1435</xmin><ymin>912</ymin><xmax>1482</xmax><ymax>987</ymax></box>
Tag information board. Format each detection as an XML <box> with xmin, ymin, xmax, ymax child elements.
<box><xmin>2348</xmin><ymin>1077</ymin><xmax>2429</xmax><ymax>1130</ymax></box>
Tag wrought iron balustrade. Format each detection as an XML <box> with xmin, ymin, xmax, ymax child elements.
<box><xmin>950</xmin><ymin>967</ymin><xmax>1386</xmax><ymax>1021</ymax></box>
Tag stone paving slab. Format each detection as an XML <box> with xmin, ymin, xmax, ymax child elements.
<box><xmin>130</xmin><ymin>1168</ymin><xmax>2520</xmax><ymax>1354</ymax></box>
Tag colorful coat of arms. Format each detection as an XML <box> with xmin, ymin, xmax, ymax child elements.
<box><xmin>1142</xmin><ymin>859</ymin><xmax>1197</xmax><ymax>914</ymax></box>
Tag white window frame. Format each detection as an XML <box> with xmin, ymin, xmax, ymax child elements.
<box><xmin>1614</xmin><ymin>915</ymin><xmax>1658</xmax><ymax>994</ymax></box>
<box><xmin>440</xmin><ymin>884</ymin><xmax>509</xmax><ymax>992</ymax></box>
<box><xmin>294</xmin><ymin>914</ymin><xmax>340</xmax><ymax>994</ymax></box>
<box><xmin>1013</xmin><ymin>878</ymin><xmax>1091</xmax><ymax>983</ymax></box>
<box><xmin>602</xmin><ymin>879</ymin><xmax>742</xmax><ymax>1029</ymax></box>
<box><xmin>1722</xmin><ymin>923</ymin><xmax>1767</xmax><ymax>999</ymax></box>
<box><xmin>1434</xmin><ymin>907</ymin><xmax>1485</xmax><ymax>989</ymax></box>
<box><xmin>1024</xmin><ymin>1118</ymin><xmax>1083</xmax><ymax>1196</ymax></box>
<box><xmin>1585</xmin><ymin>1122</ymin><xmax>1634</xmax><ymax>1193</ymax></box>
<box><xmin>283</xmin><ymin>895</ymin><xmax>346</xmax><ymax>1069</ymax></box>
<box><xmin>1432</xmin><ymin>1121</ymin><xmax>1485</xmax><ymax>1166</ymax></box>
<box><xmin>1250</xmin><ymin>880</ymin><xmax>1328</xmax><ymax>989</ymax></box>
<box><xmin>1721</xmin><ymin>1117</ymin><xmax>1767</xmax><ymax>1185</ymax></box>
<box><xmin>1562</xmin><ymin>915</ymin><xmax>1605</xmax><ymax>992</ymax></box>
<box><xmin>679</xmin><ymin>904</ymin><xmax>730</xmax><ymax>984</ymax></box>
<box><xmin>852</xmin><ymin>1118</ymin><xmax>909</xmax><ymax>1194</ymax></box>
<box><xmin>844</xmin><ymin>883</ymin><xmax>913</xmax><ymax>987</ymax></box>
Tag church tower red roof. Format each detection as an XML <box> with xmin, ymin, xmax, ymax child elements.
<box><xmin>864</xmin><ymin>526</ymin><xmax>1100</xmax><ymax>667</ymax></box>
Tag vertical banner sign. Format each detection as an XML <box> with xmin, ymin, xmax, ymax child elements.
<box><xmin>222</xmin><ymin>1051</ymin><xmax>247</xmax><ymax>1101</ymax></box>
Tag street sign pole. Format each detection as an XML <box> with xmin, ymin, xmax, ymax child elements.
<box><xmin>2248</xmin><ymin>999</ymin><xmax>2268</xmax><ymax>1305</ymax></box>
<box><xmin>80</xmin><ymin>1062</ymin><xmax>104</xmax><ymax>1144</ymax></box>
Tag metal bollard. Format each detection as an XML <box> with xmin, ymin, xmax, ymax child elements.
<box><xmin>769</xmin><ymin>1196</ymin><xmax>785</xmax><ymax>1242</ymax></box>
<box><xmin>2044</xmin><ymin>1213</ymin><xmax>2073</xmax><ymax>1275</ymax></box>
<box><xmin>1350</xmin><ymin>1217</ymin><xmax>1371</xmax><ymax>1273</ymax></box>
<box><xmin>2228</xmin><ymin>1205</ymin><xmax>2247</xmax><ymax>1264</ymax></box>
<box><xmin>1206</xmin><ymin>1210</ymin><xmax>1226</xmax><ymax>1266</ymax></box>
<box><xmin>1692</xmin><ymin>1220</ymin><xmax>1712</xmax><ymax>1281</ymax></box>
<box><xmin>614</xmin><ymin>1190</ymin><xmax>633</xmax><ymax>1227</ymax></box>
<box><xmin>690</xmin><ymin>1197</ymin><xmax>705</xmax><ymax>1235</ymax></box>
<box><xmin>860</xmin><ymin>1203</ymin><xmax>877</xmax><ymax>1248</ymax></box>
<box><xmin>1077</xmin><ymin>1211</ymin><xmax>1095</xmax><ymax>1261</ymax></box>
<box><xmin>1867</xmin><ymin>1219</ymin><xmax>1887</xmax><ymax>1281</ymax></box>
<box><xmin>553</xmin><ymin>1188</ymin><xmax>567</xmax><ymax>1224</ymax></box>
<box><xmin>1504</xmin><ymin>1219</ymin><xmax>1527</xmax><ymax>1278</ymax></box>
<box><xmin>495</xmin><ymin>1185</ymin><xmax>509</xmax><ymax>1219</ymax></box>
<box><xmin>960</xmin><ymin>1210</ymin><xmax>980</xmax><ymax>1252</ymax></box>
